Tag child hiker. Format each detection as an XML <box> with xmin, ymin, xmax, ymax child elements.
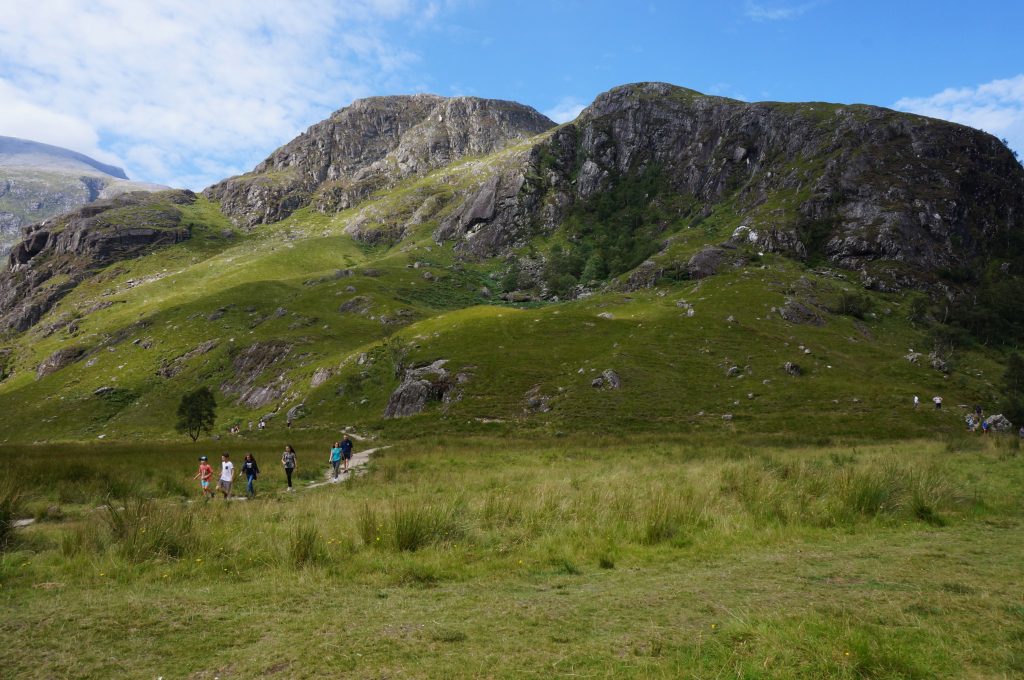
<box><xmin>194</xmin><ymin>456</ymin><xmax>214</xmax><ymax>501</ymax></box>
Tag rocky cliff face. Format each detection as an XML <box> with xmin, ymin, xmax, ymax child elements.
<box><xmin>204</xmin><ymin>94</ymin><xmax>556</xmax><ymax>228</ymax></box>
<box><xmin>432</xmin><ymin>83</ymin><xmax>1024</xmax><ymax>290</ymax></box>
<box><xmin>0</xmin><ymin>190</ymin><xmax>194</xmax><ymax>333</ymax></box>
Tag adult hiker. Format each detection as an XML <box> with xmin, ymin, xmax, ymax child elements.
<box><xmin>194</xmin><ymin>456</ymin><xmax>214</xmax><ymax>501</ymax></box>
<box><xmin>219</xmin><ymin>453</ymin><xmax>235</xmax><ymax>499</ymax></box>
<box><xmin>329</xmin><ymin>441</ymin><xmax>342</xmax><ymax>480</ymax></box>
<box><xmin>340</xmin><ymin>434</ymin><xmax>354</xmax><ymax>473</ymax></box>
<box><xmin>933</xmin><ymin>395</ymin><xmax>943</xmax><ymax>410</ymax></box>
<box><xmin>913</xmin><ymin>395</ymin><xmax>920</xmax><ymax>409</ymax></box>
<box><xmin>281</xmin><ymin>444</ymin><xmax>298</xmax><ymax>490</ymax></box>
<box><xmin>241</xmin><ymin>453</ymin><xmax>260</xmax><ymax>497</ymax></box>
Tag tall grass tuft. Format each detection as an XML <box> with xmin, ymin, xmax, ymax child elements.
<box><xmin>101</xmin><ymin>497</ymin><xmax>198</xmax><ymax>562</ymax></box>
<box><xmin>356</xmin><ymin>503</ymin><xmax>380</xmax><ymax>546</ymax></box>
<box><xmin>0</xmin><ymin>479</ymin><xmax>25</xmax><ymax>551</ymax></box>
<box><xmin>638</xmin><ymin>487</ymin><xmax>703</xmax><ymax>545</ymax></box>
<box><xmin>390</xmin><ymin>499</ymin><xmax>466</xmax><ymax>552</ymax></box>
<box><xmin>289</xmin><ymin>524</ymin><xmax>328</xmax><ymax>568</ymax></box>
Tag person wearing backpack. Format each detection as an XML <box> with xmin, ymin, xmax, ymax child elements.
<box><xmin>281</xmin><ymin>445</ymin><xmax>298</xmax><ymax>490</ymax></box>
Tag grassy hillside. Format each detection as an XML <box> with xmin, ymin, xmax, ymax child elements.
<box><xmin>0</xmin><ymin>151</ymin><xmax>1012</xmax><ymax>445</ymax></box>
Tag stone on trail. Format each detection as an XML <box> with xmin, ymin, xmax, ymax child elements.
<box><xmin>985</xmin><ymin>414</ymin><xmax>1014</xmax><ymax>432</ymax></box>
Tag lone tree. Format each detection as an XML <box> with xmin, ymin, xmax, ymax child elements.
<box><xmin>176</xmin><ymin>386</ymin><xmax>217</xmax><ymax>442</ymax></box>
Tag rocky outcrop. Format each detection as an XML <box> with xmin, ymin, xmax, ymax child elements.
<box><xmin>383</xmin><ymin>359</ymin><xmax>455</xmax><ymax>418</ymax></box>
<box><xmin>428</xmin><ymin>82</ymin><xmax>1024</xmax><ymax>292</ymax></box>
<box><xmin>0</xmin><ymin>136</ymin><xmax>168</xmax><ymax>251</ymax></box>
<box><xmin>36</xmin><ymin>347</ymin><xmax>86</xmax><ymax>379</ymax></box>
<box><xmin>0</xmin><ymin>190</ymin><xmax>194</xmax><ymax>333</ymax></box>
<box><xmin>220</xmin><ymin>341</ymin><xmax>293</xmax><ymax>408</ymax></box>
<box><xmin>204</xmin><ymin>95</ymin><xmax>555</xmax><ymax>228</ymax></box>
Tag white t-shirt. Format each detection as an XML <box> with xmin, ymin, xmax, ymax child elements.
<box><xmin>221</xmin><ymin>460</ymin><xmax>234</xmax><ymax>482</ymax></box>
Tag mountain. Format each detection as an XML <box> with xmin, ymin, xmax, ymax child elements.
<box><xmin>205</xmin><ymin>94</ymin><xmax>556</xmax><ymax>227</ymax></box>
<box><xmin>0</xmin><ymin>136</ymin><xmax>168</xmax><ymax>252</ymax></box>
<box><xmin>0</xmin><ymin>83</ymin><xmax>1021</xmax><ymax>443</ymax></box>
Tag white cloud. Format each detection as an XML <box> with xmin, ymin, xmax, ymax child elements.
<box><xmin>0</xmin><ymin>0</ymin><xmax>445</xmax><ymax>189</ymax></box>
<box><xmin>744</xmin><ymin>2</ymin><xmax>817</xmax><ymax>21</ymax></box>
<box><xmin>544</xmin><ymin>97</ymin><xmax>587</xmax><ymax>124</ymax></box>
<box><xmin>895</xmin><ymin>74</ymin><xmax>1024</xmax><ymax>159</ymax></box>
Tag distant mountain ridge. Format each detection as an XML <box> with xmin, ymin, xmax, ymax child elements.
<box><xmin>0</xmin><ymin>136</ymin><xmax>168</xmax><ymax>252</ymax></box>
<box><xmin>0</xmin><ymin>136</ymin><xmax>129</xmax><ymax>179</ymax></box>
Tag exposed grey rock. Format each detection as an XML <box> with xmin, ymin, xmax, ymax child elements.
<box><xmin>310</xmin><ymin>367</ymin><xmax>332</xmax><ymax>388</ymax></box>
<box><xmin>157</xmin><ymin>339</ymin><xmax>218</xmax><ymax>379</ymax></box>
<box><xmin>726</xmin><ymin>366</ymin><xmax>741</xmax><ymax>377</ymax></box>
<box><xmin>687</xmin><ymin>247</ymin><xmax>726</xmax><ymax>279</ymax></box>
<box><xmin>905</xmin><ymin>351</ymin><xmax>922</xmax><ymax>363</ymax></box>
<box><xmin>220</xmin><ymin>341</ymin><xmax>292</xmax><ymax>407</ymax></box>
<box><xmin>779</xmin><ymin>299</ymin><xmax>824</xmax><ymax>326</ymax></box>
<box><xmin>338</xmin><ymin>295</ymin><xmax>372</xmax><ymax>314</ymax></box>
<box><xmin>985</xmin><ymin>414</ymin><xmax>1013</xmax><ymax>432</ymax></box>
<box><xmin>929</xmin><ymin>352</ymin><xmax>949</xmax><ymax>373</ymax></box>
<box><xmin>204</xmin><ymin>95</ymin><xmax>555</xmax><ymax>229</ymax></box>
<box><xmin>601</xmin><ymin>369</ymin><xmax>621</xmax><ymax>389</ymax></box>
<box><xmin>36</xmin><ymin>347</ymin><xmax>86</xmax><ymax>379</ymax></box>
<box><xmin>0</xmin><ymin>190</ymin><xmax>194</xmax><ymax>333</ymax></box>
<box><xmin>286</xmin><ymin>403</ymin><xmax>307</xmax><ymax>421</ymax></box>
<box><xmin>783</xmin><ymin>361</ymin><xmax>802</xmax><ymax>376</ymax></box>
<box><xmin>523</xmin><ymin>384</ymin><xmax>552</xmax><ymax>413</ymax></box>
<box><xmin>93</xmin><ymin>386</ymin><xmax>114</xmax><ymax>396</ymax></box>
<box><xmin>383</xmin><ymin>359</ymin><xmax>453</xmax><ymax>418</ymax></box>
<box><xmin>722</xmin><ymin>413</ymin><xmax>734</xmax><ymax>421</ymax></box>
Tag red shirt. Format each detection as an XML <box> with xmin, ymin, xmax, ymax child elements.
<box><xmin>198</xmin><ymin>463</ymin><xmax>213</xmax><ymax>481</ymax></box>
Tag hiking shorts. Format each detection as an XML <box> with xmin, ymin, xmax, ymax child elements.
<box><xmin>342</xmin><ymin>451</ymin><xmax>352</xmax><ymax>460</ymax></box>
<box><xmin>219</xmin><ymin>480</ymin><xmax>232</xmax><ymax>491</ymax></box>
<box><xmin>201</xmin><ymin>480</ymin><xmax>210</xmax><ymax>489</ymax></box>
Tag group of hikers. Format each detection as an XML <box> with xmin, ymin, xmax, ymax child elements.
<box><xmin>193</xmin><ymin>435</ymin><xmax>354</xmax><ymax>500</ymax></box>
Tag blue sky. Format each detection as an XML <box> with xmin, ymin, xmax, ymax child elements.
<box><xmin>1</xmin><ymin>0</ymin><xmax>1021</xmax><ymax>189</ymax></box>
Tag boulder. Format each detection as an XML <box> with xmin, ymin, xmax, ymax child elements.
<box><xmin>383</xmin><ymin>359</ymin><xmax>452</xmax><ymax>418</ymax></box>
<box><xmin>985</xmin><ymin>414</ymin><xmax>1013</xmax><ymax>432</ymax></box>
<box><xmin>783</xmin><ymin>361</ymin><xmax>802</xmax><ymax>377</ymax></box>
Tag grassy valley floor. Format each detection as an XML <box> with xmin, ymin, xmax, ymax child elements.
<box><xmin>1</xmin><ymin>436</ymin><xmax>1023</xmax><ymax>678</ymax></box>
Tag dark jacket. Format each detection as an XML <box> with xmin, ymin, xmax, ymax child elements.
<box><xmin>242</xmin><ymin>459</ymin><xmax>260</xmax><ymax>478</ymax></box>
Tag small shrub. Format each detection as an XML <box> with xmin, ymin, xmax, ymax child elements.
<box><xmin>598</xmin><ymin>554</ymin><xmax>616</xmax><ymax>569</ymax></box>
<box><xmin>831</xmin><ymin>290</ymin><xmax>873</xmax><ymax>319</ymax></box>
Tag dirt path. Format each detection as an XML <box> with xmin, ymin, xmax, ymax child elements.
<box><xmin>304</xmin><ymin>445</ymin><xmax>386</xmax><ymax>490</ymax></box>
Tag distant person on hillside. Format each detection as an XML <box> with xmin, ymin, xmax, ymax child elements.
<box><xmin>965</xmin><ymin>415</ymin><xmax>975</xmax><ymax>432</ymax></box>
<box><xmin>219</xmin><ymin>453</ymin><xmax>234</xmax><ymax>499</ymax></box>
<box><xmin>329</xmin><ymin>441</ymin><xmax>342</xmax><ymax>480</ymax></box>
<box><xmin>1019</xmin><ymin>426</ymin><xmax>1024</xmax><ymax>439</ymax></box>
<box><xmin>975</xmin><ymin>404</ymin><xmax>983</xmax><ymax>419</ymax></box>
<box><xmin>258</xmin><ymin>419</ymin><xmax>266</xmax><ymax>430</ymax></box>
<box><xmin>194</xmin><ymin>456</ymin><xmax>214</xmax><ymax>501</ymax></box>
<box><xmin>241</xmin><ymin>453</ymin><xmax>260</xmax><ymax>497</ymax></box>
<box><xmin>981</xmin><ymin>419</ymin><xmax>990</xmax><ymax>435</ymax></box>
<box><xmin>282</xmin><ymin>445</ymin><xmax>297</xmax><ymax>490</ymax></box>
<box><xmin>341</xmin><ymin>435</ymin><xmax>354</xmax><ymax>473</ymax></box>
<box><xmin>933</xmin><ymin>395</ymin><xmax>943</xmax><ymax>410</ymax></box>
<box><xmin>913</xmin><ymin>395</ymin><xmax>920</xmax><ymax>409</ymax></box>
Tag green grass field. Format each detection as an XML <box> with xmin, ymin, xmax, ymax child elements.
<box><xmin>2</xmin><ymin>435</ymin><xmax>1022</xmax><ymax>678</ymax></box>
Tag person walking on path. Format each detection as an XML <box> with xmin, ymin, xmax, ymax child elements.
<box><xmin>194</xmin><ymin>456</ymin><xmax>214</xmax><ymax>501</ymax></box>
<box><xmin>241</xmin><ymin>453</ymin><xmax>260</xmax><ymax>497</ymax></box>
<box><xmin>340</xmin><ymin>435</ymin><xmax>354</xmax><ymax>473</ymax></box>
<box><xmin>219</xmin><ymin>453</ymin><xmax>235</xmax><ymax>500</ymax></box>
<box><xmin>282</xmin><ymin>445</ymin><xmax>298</xmax><ymax>490</ymax></box>
<box><xmin>329</xmin><ymin>441</ymin><xmax>342</xmax><ymax>480</ymax></box>
<box><xmin>913</xmin><ymin>395</ymin><xmax>920</xmax><ymax>409</ymax></box>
